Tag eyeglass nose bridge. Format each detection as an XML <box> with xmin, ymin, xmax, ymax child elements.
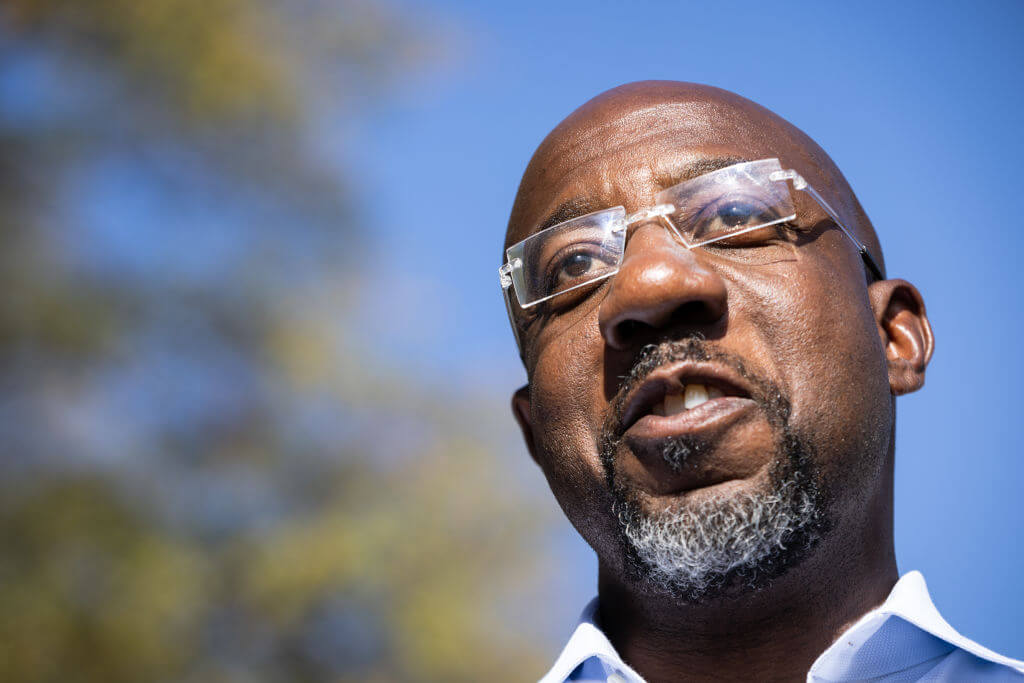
<box><xmin>620</xmin><ymin>202</ymin><xmax>691</xmax><ymax>249</ymax></box>
<box><xmin>623</xmin><ymin>203</ymin><xmax>675</xmax><ymax>227</ymax></box>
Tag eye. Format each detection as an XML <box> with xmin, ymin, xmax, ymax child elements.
<box><xmin>717</xmin><ymin>200</ymin><xmax>762</xmax><ymax>228</ymax></box>
<box><xmin>560</xmin><ymin>252</ymin><xmax>595</xmax><ymax>278</ymax></box>
<box><xmin>545</xmin><ymin>243</ymin><xmax>618</xmax><ymax>292</ymax></box>
<box><xmin>693</xmin><ymin>198</ymin><xmax>780</xmax><ymax>239</ymax></box>
<box><xmin>708</xmin><ymin>223</ymin><xmax>789</xmax><ymax>247</ymax></box>
<box><xmin>679</xmin><ymin>191</ymin><xmax>796</xmax><ymax>251</ymax></box>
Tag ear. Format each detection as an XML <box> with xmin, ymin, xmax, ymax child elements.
<box><xmin>868</xmin><ymin>279</ymin><xmax>935</xmax><ymax>395</ymax></box>
<box><xmin>511</xmin><ymin>384</ymin><xmax>540</xmax><ymax>467</ymax></box>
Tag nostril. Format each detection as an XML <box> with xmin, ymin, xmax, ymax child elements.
<box><xmin>610</xmin><ymin>300</ymin><xmax>723</xmax><ymax>348</ymax></box>
<box><xmin>671</xmin><ymin>300</ymin><xmax>722</xmax><ymax>327</ymax></box>
<box><xmin>613</xmin><ymin>319</ymin><xmax>649</xmax><ymax>347</ymax></box>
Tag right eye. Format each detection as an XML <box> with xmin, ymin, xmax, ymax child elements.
<box><xmin>559</xmin><ymin>252</ymin><xmax>597</xmax><ymax>279</ymax></box>
<box><xmin>544</xmin><ymin>243</ymin><xmax>618</xmax><ymax>293</ymax></box>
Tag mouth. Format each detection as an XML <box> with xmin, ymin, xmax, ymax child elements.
<box><xmin>618</xmin><ymin>361</ymin><xmax>757</xmax><ymax>441</ymax></box>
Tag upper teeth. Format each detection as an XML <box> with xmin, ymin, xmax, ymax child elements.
<box><xmin>654</xmin><ymin>384</ymin><xmax>724</xmax><ymax>416</ymax></box>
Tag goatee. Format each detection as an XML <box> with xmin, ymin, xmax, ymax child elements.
<box><xmin>599</xmin><ymin>338</ymin><xmax>831</xmax><ymax>603</ymax></box>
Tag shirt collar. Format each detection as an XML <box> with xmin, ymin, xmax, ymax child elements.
<box><xmin>538</xmin><ymin>597</ymin><xmax>642</xmax><ymax>683</ymax></box>
<box><xmin>808</xmin><ymin>570</ymin><xmax>1024</xmax><ymax>680</ymax></box>
<box><xmin>541</xmin><ymin>571</ymin><xmax>1024</xmax><ymax>683</ymax></box>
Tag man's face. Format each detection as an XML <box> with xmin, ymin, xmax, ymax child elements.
<box><xmin>506</xmin><ymin>84</ymin><xmax>928</xmax><ymax>600</ymax></box>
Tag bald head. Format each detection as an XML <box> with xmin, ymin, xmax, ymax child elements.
<box><xmin>505</xmin><ymin>81</ymin><xmax>883</xmax><ymax>274</ymax></box>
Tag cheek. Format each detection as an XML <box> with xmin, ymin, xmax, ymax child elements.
<box><xmin>530</xmin><ymin>326</ymin><xmax>604</xmax><ymax>476</ymax></box>
<box><xmin>528</xmin><ymin>320</ymin><xmax>619</xmax><ymax>536</ymax></box>
<box><xmin>742</xmin><ymin>261</ymin><xmax>892</xmax><ymax>486</ymax></box>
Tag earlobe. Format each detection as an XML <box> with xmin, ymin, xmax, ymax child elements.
<box><xmin>868</xmin><ymin>279</ymin><xmax>935</xmax><ymax>395</ymax></box>
<box><xmin>512</xmin><ymin>385</ymin><xmax>541</xmax><ymax>467</ymax></box>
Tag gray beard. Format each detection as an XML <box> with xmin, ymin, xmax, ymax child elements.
<box><xmin>601</xmin><ymin>340</ymin><xmax>830</xmax><ymax>603</ymax></box>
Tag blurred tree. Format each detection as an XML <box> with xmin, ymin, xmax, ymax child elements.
<box><xmin>0</xmin><ymin>1</ymin><xmax>551</xmax><ymax>681</ymax></box>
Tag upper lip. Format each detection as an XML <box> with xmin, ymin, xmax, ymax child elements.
<box><xmin>618</xmin><ymin>361</ymin><xmax>755</xmax><ymax>433</ymax></box>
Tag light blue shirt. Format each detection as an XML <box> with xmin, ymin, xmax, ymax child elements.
<box><xmin>540</xmin><ymin>571</ymin><xmax>1024</xmax><ymax>682</ymax></box>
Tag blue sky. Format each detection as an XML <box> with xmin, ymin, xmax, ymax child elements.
<box><xmin>348</xmin><ymin>0</ymin><xmax>1024</xmax><ymax>658</ymax></box>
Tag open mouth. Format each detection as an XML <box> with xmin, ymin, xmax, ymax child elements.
<box><xmin>619</xmin><ymin>361</ymin><xmax>755</xmax><ymax>435</ymax></box>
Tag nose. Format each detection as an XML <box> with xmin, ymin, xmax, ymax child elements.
<box><xmin>598</xmin><ymin>224</ymin><xmax>728</xmax><ymax>350</ymax></box>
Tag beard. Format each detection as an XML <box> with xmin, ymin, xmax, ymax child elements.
<box><xmin>600</xmin><ymin>338</ymin><xmax>831</xmax><ymax>603</ymax></box>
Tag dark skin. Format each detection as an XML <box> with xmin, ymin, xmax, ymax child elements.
<box><xmin>504</xmin><ymin>82</ymin><xmax>934</xmax><ymax>682</ymax></box>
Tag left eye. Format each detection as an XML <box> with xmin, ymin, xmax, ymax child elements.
<box><xmin>691</xmin><ymin>197</ymin><xmax>781</xmax><ymax>242</ymax></box>
<box><xmin>717</xmin><ymin>201</ymin><xmax>760</xmax><ymax>228</ymax></box>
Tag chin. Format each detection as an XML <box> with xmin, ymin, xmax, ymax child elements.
<box><xmin>609</xmin><ymin>424</ymin><xmax>835</xmax><ymax>604</ymax></box>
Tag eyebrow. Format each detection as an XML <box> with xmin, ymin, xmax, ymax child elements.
<box><xmin>655</xmin><ymin>155</ymin><xmax>749</xmax><ymax>190</ymax></box>
<box><xmin>536</xmin><ymin>196</ymin><xmax>601</xmax><ymax>232</ymax></box>
<box><xmin>534</xmin><ymin>155</ymin><xmax>752</xmax><ymax>233</ymax></box>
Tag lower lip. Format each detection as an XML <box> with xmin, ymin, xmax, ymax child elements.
<box><xmin>623</xmin><ymin>396</ymin><xmax>756</xmax><ymax>442</ymax></box>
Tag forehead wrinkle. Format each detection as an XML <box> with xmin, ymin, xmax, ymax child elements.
<box><xmin>531</xmin><ymin>102</ymin><xmax>731</xmax><ymax>189</ymax></box>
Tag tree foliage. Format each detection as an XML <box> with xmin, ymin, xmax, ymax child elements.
<box><xmin>0</xmin><ymin>2</ymin><xmax>551</xmax><ymax>680</ymax></box>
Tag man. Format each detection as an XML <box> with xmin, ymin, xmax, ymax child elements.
<box><xmin>499</xmin><ymin>82</ymin><xmax>1024</xmax><ymax>682</ymax></box>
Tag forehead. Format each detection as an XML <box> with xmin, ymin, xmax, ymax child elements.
<box><xmin>506</xmin><ymin>88</ymin><xmax>837</xmax><ymax>249</ymax></box>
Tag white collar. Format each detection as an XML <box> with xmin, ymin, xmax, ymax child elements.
<box><xmin>540</xmin><ymin>571</ymin><xmax>1024</xmax><ymax>682</ymax></box>
<box><xmin>808</xmin><ymin>570</ymin><xmax>1024</xmax><ymax>680</ymax></box>
<box><xmin>539</xmin><ymin>596</ymin><xmax>641</xmax><ymax>683</ymax></box>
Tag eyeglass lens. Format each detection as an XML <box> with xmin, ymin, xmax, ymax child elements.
<box><xmin>508</xmin><ymin>159</ymin><xmax>798</xmax><ymax>308</ymax></box>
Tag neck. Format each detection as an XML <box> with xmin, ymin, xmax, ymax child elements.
<box><xmin>596</xmin><ymin>517</ymin><xmax>897</xmax><ymax>682</ymax></box>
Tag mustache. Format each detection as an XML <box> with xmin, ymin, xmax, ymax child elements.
<box><xmin>605</xmin><ymin>337</ymin><xmax>790</xmax><ymax>438</ymax></box>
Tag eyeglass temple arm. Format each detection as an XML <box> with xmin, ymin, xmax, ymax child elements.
<box><xmin>773</xmin><ymin>170</ymin><xmax>884</xmax><ymax>282</ymax></box>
